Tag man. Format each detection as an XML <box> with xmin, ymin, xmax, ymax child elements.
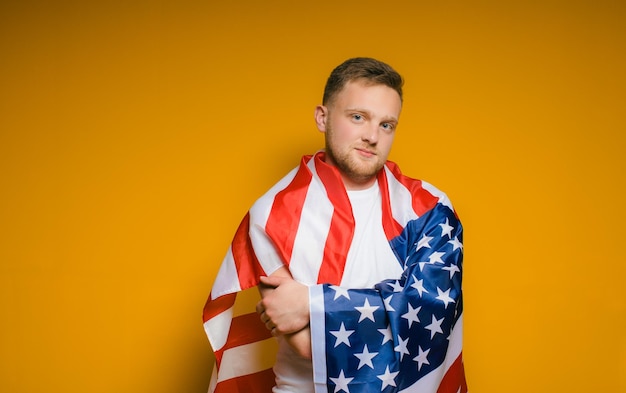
<box><xmin>203</xmin><ymin>58</ymin><xmax>467</xmax><ymax>393</ymax></box>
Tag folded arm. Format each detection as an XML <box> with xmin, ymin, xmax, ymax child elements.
<box><xmin>257</xmin><ymin>266</ymin><xmax>312</xmax><ymax>359</ymax></box>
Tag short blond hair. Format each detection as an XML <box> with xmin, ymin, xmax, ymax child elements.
<box><xmin>322</xmin><ymin>57</ymin><xmax>404</xmax><ymax>105</ymax></box>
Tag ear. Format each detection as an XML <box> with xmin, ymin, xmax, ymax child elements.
<box><xmin>314</xmin><ymin>105</ymin><xmax>328</xmax><ymax>133</ymax></box>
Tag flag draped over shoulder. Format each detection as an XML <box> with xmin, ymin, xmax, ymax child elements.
<box><xmin>310</xmin><ymin>204</ymin><xmax>466</xmax><ymax>393</ymax></box>
<box><xmin>203</xmin><ymin>152</ymin><xmax>467</xmax><ymax>393</ymax></box>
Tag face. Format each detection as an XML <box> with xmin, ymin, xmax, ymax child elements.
<box><xmin>315</xmin><ymin>80</ymin><xmax>402</xmax><ymax>190</ymax></box>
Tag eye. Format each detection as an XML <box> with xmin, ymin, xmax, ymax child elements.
<box><xmin>351</xmin><ymin>113</ymin><xmax>364</xmax><ymax>122</ymax></box>
<box><xmin>381</xmin><ymin>122</ymin><xmax>395</xmax><ymax>132</ymax></box>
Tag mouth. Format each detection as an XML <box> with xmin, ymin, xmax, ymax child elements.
<box><xmin>356</xmin><ymin>148</ymin><xmax>376</xmax><ymax>158</ymax></box>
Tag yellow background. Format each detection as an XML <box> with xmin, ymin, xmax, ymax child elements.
<box><xmin>1</xmin><ymin>1</ymin><xmax>625</xmax><ymax>392</ymax></box>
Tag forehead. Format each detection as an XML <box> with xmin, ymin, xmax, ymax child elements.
<box><xmin>331</xmin><ymin>80</ymin><xmax>402</xmax><ymax>116</ymax></box>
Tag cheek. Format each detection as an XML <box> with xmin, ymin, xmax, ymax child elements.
<box><xmin>381</xmin><ymin>133</ymin><xmax>395</xmax><ymax>149</ymax></box>
<box><xmin>329</xmin><ymin>122</ymin><xmax>356</xmax><ymax>145</ymax></box>
<box><xmin>378</xmin><ymin>135</ymin><xmax>395</xmax><ymax>157</ymax></box>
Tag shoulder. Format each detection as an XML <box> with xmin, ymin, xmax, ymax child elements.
<box><xmin>249</xmin><ymin>164</ymin><xmax>302</xmax><ymax>219</ymax></box>
<box><xmin>248</xmin><ymin>154</ymin><xmax>320</xmax><ymax>223</ymax></box>
<box><xmin>383</xmin><ymin>161</ymin><xmax>454</xmax><ymax>214</ymax></box>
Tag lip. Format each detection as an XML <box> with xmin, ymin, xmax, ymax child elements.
<box><xmin>356</xmin><ymin>148</ymin><xmax>376</xmax><ymax>157</ymax></box>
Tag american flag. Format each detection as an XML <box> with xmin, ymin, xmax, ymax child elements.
<box><xmin>203</xmin><ymin>152</ymin><xmax>467</xmax><ymax>393</ymax></box>
<box><xmin>310</xmin><ymin>204</ymin><xmax>467</xmax><ymax>393</ymax></box>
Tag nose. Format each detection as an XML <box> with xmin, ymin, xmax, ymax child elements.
<box><xmin>362</xmin><ymin>124</ymin><xmax>379</xmax><ymax>144</ymax></box>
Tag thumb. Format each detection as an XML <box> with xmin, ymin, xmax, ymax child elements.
<box><xmin>259</xmin><ymin>275</ymin><xmax>290</xmax><ymax>288</ymax></box>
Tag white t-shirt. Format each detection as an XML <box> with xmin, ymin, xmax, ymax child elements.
<box><xmin>272</xmin><ymin>182</ymin><xmax>403</xmax><ymax>392</ymax></box>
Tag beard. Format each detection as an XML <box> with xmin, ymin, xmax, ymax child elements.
<box><xmin>324</xmin><ymin>127</ymin><xmax>385</xmax><ymax>185</ymax></box>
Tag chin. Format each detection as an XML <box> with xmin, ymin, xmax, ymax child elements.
<box><xmin>351</xmin><ymin>165</ymin><xmax>383</xmax><ymax>180</ymax></box>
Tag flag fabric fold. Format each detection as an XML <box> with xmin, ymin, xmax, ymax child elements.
<box><xmin>310</xmin><ymin>204</ymin><xmax>466</xmax><ymax>393</ymax></box>
<box><xmin>203</xmin><ymin>152</ymin><xmax>467</xmax><ymax>393</ymax></box>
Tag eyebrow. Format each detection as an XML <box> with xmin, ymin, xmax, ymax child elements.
<box><xmin>344</xmin><ymin>108</ymin><xmax>399</xmax><ymax>123</ymax></box>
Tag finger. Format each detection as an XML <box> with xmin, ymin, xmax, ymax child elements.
<box><xmin>259</xmin><ymin>275</ymin><xmax>289</xmax><ymax>287</ymax></box>
<box><xmin>260</xmin><ymin>312</ymin><xmax>269</xmax><ymax>324</ymax></box>
<box><xmin>255</xmin><ymin>301</ymin><xmax>265</xmax><ymax>315</ymax></box>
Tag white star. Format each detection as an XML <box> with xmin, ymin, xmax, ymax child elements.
<box><xmin>448</xmin><ymin>236</ymin><xmax>463</xmax><ymax>252</ymax></box>
<box><xmin>415</xmin><ymin>234</ymin><xmax>433</xmax><ymax>251</ymax></box>
<box><xmin>354</xmin><ymin>344</ymin><xmax>378</xmax><ymax>369</ymax></box>
<box><xmin>428</xmin><ymin>251</ymin><xmax>445</xmax><ymax>264</ymax></box>
<box><xmin>439</xmin><ymin>218</ymin><xmax>454</xmax><ymax>239</ymax></box>
<box><xmin>378</xmin><ymin>327</ymin><xmax>393</xmax><ymax>345</ymax></box>
<box><xmin>401</xmin><ymin>303</ymin><xmax>421</xmax><ymax>328</ymax></box>
<box><xmin>410</xmin><ymin>275</ymin><xmax>429</xmax><ymax>296</ymax></box>
<box><xmin>383</xmin><ymin>295</ymin><xmax>395</xmax><ymax>312</ymax></box>
<box><xmin>330</xmin><ymin>285</ymin><xmax>350</xmax><ymax>300</ymax></box>
<box><xmin>436</xmin><ymin>287</ymin><xmax>456</xmax><ymax>308</ymax></box>
<box><xmin>425</xmin><ymin>314</ymin><xmax>445</xmax><ymax>339</ymax></box>
<box><xmin>387</xmin><ymin>280</ymin><xmax>403</xmax><ymax>292</ymax></box>
<box><xmin>330</xmin><ymin>322</ymin><xmax>354</xmax><ymax>347</ymax></box>
<box><xmin>330</xmin><ymin>370</ymin><xmax>353</xmax><ymax>393</ymax></box>
<box><xmin>413</xmin><ymin>345</ymin><xmax>431</xmax><ymax>371</ymax></box>
<box><xmin>356</xmin><ymin>298</ymin><xmax>379</xmax><ymax>322</ymax></box>
<box><xmin>377</xmin><ymin>365</ymin><xmax>399</xmax><ymax>390</ymax></box>
<box><xmin>442</xmin><ymin>263</ymin><xmax>461</xmax><ymax>278</ymax></box>
<box><xmin>418</xmin><ymin>262</ymin><xmax>429</xmax><ymax>271</ymax></box>
<box><xmin>394</xmin><ymin>335</ymin><xmax>410</xmax><ymax>361</ymax></box>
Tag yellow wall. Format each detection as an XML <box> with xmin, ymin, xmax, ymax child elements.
<box><xmin>1</xmin><ymin>1</ymin><xmax>624</xmax><ymax>392</ymax></box>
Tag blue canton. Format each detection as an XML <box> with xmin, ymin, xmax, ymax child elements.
<box><xmin>321</xmin><ymin>204</ymin><xmax>463</xmax><ymax>393</ymax></box>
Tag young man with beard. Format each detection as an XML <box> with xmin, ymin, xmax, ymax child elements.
<box><xmin>203</xmin><ymin>57</ymin><xmax>468</xmax><ymax>393</ymax></box>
